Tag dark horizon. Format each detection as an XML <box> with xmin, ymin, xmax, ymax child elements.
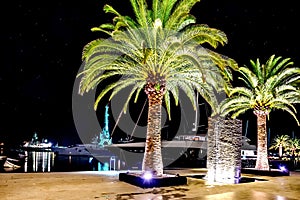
<box><xmin>1</xmin><ymin>0</ymin><xmax>299</xmax><ymax>146</ymax></box>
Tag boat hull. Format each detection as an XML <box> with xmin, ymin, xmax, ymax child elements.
<box><xmin>0</xmin><ymin>156</ymin><xmax>7</xmax><ymax>167</ymax></box>
<box><xmin>3</xmin><ymin>158</ymin><xmax>22</xmax><ymax>169</ymax></box>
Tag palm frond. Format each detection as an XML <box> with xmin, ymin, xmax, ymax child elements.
<box><xmin>122</xmin><ymin>84</ymin><xmax>144</xmax><ymax>113</ymax></box>
<box><xmin>164</xmin><ymin>90</ymin><xmax>172</xmax><ymax>120</ymax></box>
<box><xmin>268</xmin><ymin>56</ymin><xmax>293</xmax><ymax>77</ymax></box>
<box><xmin>181</xmin><ymin>24</ymin><xmax>228</xmax><ymax>48</ymax></box>
<box><xmin>103</xmin><ymin>4</ymin><xmax>121</xmax><ymax>16</ymax></box>
<box><xmin>165</xmin><ymin>0</ymin><xmax>200</xmax><ymax>31</ymax></box>
<box><xmin>152</xmin><ymin>0</ymin><xmax>161</xmax><ymax>20</ymax></box>
<box><xmin>167</xmin><ymin>82</ymin><xmax>179</xmax><ymax>106</ymax></box>
<box><xmin>249</xmin><ymin>58</ymin><xmax>262</xmax><ymax>81</ymax></box>
<box><xmin>177</xmin><ymin>15</ymin><xmax>196</xmax><ymax>31</ymax></box>
<box><xmin>220</xmin><ymin>96</ymin><xmax>252</xmax><ymax>117</ymax></box>
<box><xmin>81</xmin><ymin>39</ymin><xmax>105</xmax><ymax>61</ymax></box>
<box><xmin>238</xmin><ymin>67</ymin><xmax>258</xmax><ymax>89</ymax></box>
<box><xmin>228</xmin><ymin>87</ymin><xmax>253</xmax><ymax>98</ymax></box>
<box><xmin>79</xmin><ymin>0</ymin><xmax>237</xmax><ymax>121</ymax></box>
<box><xmin>276</xmin><ymin>106</ymin><xmax>300</xmax><ymax>126</ymax></box>
<box><xmin>273</xmin><ymin>68</ymin><xmax>300</xmax><ymax>88</ymax></box>
<box><xmin>160</xmin><ymin>0</ymin><xmax>178</xmax><ymax>25</ymax></box>
<box><xmin>130</xmin><ymin>0</ymin><xmax>149</xmax><ymax>27</ymax></box>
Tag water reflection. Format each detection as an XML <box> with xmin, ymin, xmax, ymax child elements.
<box><xmin>17</xmin><ymin>151</ymin><xmax>111</xmax><ymax>172</ymax></box>
<box><xmin>24</xmin><ymin>151</ymin><xmax>55</xmax><ymax>172</ymax></box>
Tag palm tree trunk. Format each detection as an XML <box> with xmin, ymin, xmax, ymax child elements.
<box><xmin>279</xmin><ymin>144</ymin><xmax>283</xmax><ymax>158</ymax></box>
<box><xmin>255</xmin><ymin>114</ymin><xmax>269</xmax><ymax>170</ymax></box>
<box><xmin>142</xmin><ymin>100</ymin><xmax>163</xmax><ymax>176</ymax></box>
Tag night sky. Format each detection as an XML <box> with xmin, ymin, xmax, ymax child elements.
<box><xmin>1</xmin><ymin>0</ymin><xmax>299</xmax><ymax>146</ymax></box>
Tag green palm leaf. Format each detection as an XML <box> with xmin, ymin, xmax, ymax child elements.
<box><xmin>221</xmin><ymin>54</ymin><xmax>300</xmax><ymax>124</ymax></box>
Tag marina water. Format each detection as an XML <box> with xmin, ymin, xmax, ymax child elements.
<box><xmin>1</xmin><ymin>150</ymin><xmax>113</xmax><ymax>173</ymax></box>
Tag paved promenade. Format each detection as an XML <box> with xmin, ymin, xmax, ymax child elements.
<box><xmin>0</xmin><ymin>169</ymin><xmax>299</xmax><ymax>200</ymax></box>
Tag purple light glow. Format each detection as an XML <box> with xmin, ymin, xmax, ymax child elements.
<box><xmin>279</xmin><ymin>166</ymin><xmax>287</xmax><ymax>172</ymax></box>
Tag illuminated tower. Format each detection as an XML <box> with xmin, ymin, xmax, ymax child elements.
<box><xmin>99</xmin><ymin>104</ymin><xmax>112</xmax><ymax>147</ymax></box>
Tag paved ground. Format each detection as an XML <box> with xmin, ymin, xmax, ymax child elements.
<box><xmin>0</xmin><ymin>169</ymin><xmax>299</xmax><ymax>200</ymax></box>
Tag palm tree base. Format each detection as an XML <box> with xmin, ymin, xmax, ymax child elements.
<box><xmin>119</xmin><ymin>172</ymin><xmax>187</xmax><ymax>188</ymax></box>
<box><xmin>241</xmin><ymin>168</ymin><xmax>290</xmax><ymax>176</ymax></box>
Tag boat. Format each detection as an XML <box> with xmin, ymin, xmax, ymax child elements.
<box><xmin>0</xmin><ymin>155</ymin><xmax>7</xmax><ymax>167</ymax></box>
<box><xmin>23</xmin><ymin>141</ymin><xmax>52</xmax><ymax>150</ymax></box>
<box><xmin>3</xmin><ymin>157</ymin><xmax>22</xmax><ymax>169</ymax></box>
<box><xmin>22</xmin><ymin>133</ymin><xmax>53</xmax><ymax>151</ymax></box>
<box><xmin>109</xmin><ymin>135</ymin><xmax>254</xmax><ymax>153</ymax></box>
<box><xmin>52</xmin><ymin>144</ymin><xmax>91</xmax><ymax>156</ymax></box>
<box><xmin>241</xmin><ymin>136</ymin><xmax>257</xmax><ymax>159</ymax></box>
<box><xmin>52</xmin><ymin>144</ymin><xmax>116</xmax><ymax>158</ymax></box>
<box><xmin>52</xmin><ymin>106</ymin><xmax>115</xmax><ymax>157</ymax></box>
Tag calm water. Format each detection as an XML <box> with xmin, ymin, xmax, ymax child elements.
<box><xmin>1</xmin><ymin>150</ymin><xmax>114</xmax><ymax>173</ymax></box>
<box><xmin>3</xmin><ymin>148</ymin><xmax>298</xmax><ymax>173</ymax></box>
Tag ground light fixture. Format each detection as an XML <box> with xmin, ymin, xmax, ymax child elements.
<box><xmin>142</xmin><ymin>171</ymin><xmax>153</xmax><ymax>181</ymax></box>
<box><xmin>119</xmin><ymin>171</ymin><xmax>187</xmax><ymax>188</ymax></box>
<box><xmin>279</xmin><ymin>165</ymin><xmax>288</xmax><ymax>173</ymax></box>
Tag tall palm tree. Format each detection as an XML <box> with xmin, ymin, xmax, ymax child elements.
<box><xmin>269</xmin><ymin>134</ymin><xmax>290</xmax><ymax>158</ymax></box>
<box><xmin>220</xmin><ymin>55</ymin><xmax>300</xmax><ymax>170</ymax></box>
<box><xmin>78</xmin><ymin>0</ymin><xmax>237</xmax><ymax>176</ymax></box>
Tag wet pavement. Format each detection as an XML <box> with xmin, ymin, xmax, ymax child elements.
<box><xmin>0</xmin><ymin>169</ymin><xmax>299</xmax><ymax>200</ymax></box>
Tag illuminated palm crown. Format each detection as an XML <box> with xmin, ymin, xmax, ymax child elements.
<box><xmin>78</xmin><ymin>0</ymin><xmax>238</xmax><ymax>117</ymax></box>
<box><xmin>221</xmin><ymin>54</ymin><xmax>300</xmax><ymax>124</ymax></box>
<box><xmin>269</xmin><ymin>134</ymin><xmax>290</xmax><ymax>150</ymax></box>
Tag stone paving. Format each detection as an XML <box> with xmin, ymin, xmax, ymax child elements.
<box><xmin>0</xmin><ymin>169</ymin><xmax>299</xmax><ymax>200</ymax></box>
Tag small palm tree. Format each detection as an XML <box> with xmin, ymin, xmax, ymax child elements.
<box><xmin>286</xmin><ymin>137</ymin><xmax>300</xmax><ymax>159</ymax></box>
<box><xmin>78</xmin><ymin>0</ymin><xmax>237</xmax><ymax>176</ymax></box>
<box><xmin>269</xmin><ymin>134</ymin><xmax>290</xmax><ymax>158</ymax></box>
<box><xmin>221</xmin><ymin>55</ymin><xmax>300</xmax><ymax>170</ymax></box>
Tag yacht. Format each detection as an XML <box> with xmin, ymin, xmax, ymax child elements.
<box><xmin>22</xmin><ymin>133</ymin><xmax>53</xmax><ymax>151</ymax></box>
<box><xmin>52</xmin><ymin>144</ymin><xmax>116</xmax><ymax>158</ymax></box>
<box><xmin>52</xmin><ymin>144</ymin><xmax>91</xmax><ymax>156</ymax></box>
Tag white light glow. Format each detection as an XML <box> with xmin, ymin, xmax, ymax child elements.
<box><xmin>279</xmin><ymin>166</ymin><xmax>287</xmax><ymax>172</ymax></box>
<box><xmin>143</xmin><ymin>172</ymin><xmax>153</xmax><ymax>180</ymax></box>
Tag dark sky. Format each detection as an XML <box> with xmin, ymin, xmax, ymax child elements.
<box><xmin>1</xmin><ymin>0</ymin><xmax>299</xmax><ymax>146</ymax></box>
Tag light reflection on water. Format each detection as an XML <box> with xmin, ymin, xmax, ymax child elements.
<box><xmin>6</xmin><ymin>150</ymin><xmax>111</xmax><ymax>173</ymax></box>
<box><xmin>24</xmin><ymin>151</ymin><xmax>55</xmax><ymax>172</ymax></box>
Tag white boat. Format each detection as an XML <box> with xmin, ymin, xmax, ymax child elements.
<box><xmin>52</xmin><ymin>144</ymin><xmax>116</xmax><ymax>158</ymax></box>
<box><xmin>52</xmin><ymin>144</ymin><xmax>92</xmax><ymax>156</ymax></box>
<box><xmin>3</xmin><ymin>158</ymin><xmax>22</xmax><ymax>169</ymax></box>
<box><xmin>23</xmin><ymin>141</ymin><xmax>52</xmax><ymax>149</ymax></box>
<box><xmin>22</xmin><ymin>133</ymin><xmax>53</xmax><ymax>151</ymax></box>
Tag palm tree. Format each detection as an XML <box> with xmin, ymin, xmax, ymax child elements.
<box><xmin>286</xmin><ymin>137</ymin><xmax>300</xmax><ymax>159</ymax></box>
<box><xmin>78</xmin><ymin>0</ymin><xmax>237</xmax><ymax>176</ymax></box>
<box><xmin>269</xmin><ymin>134</ymin><xmax>290</xmax><ymax>158</ymax></box>
<box><xmin>220</xmin><ymin>54</ymin><xmax>300</xmax><ymax>170</ymax></box>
